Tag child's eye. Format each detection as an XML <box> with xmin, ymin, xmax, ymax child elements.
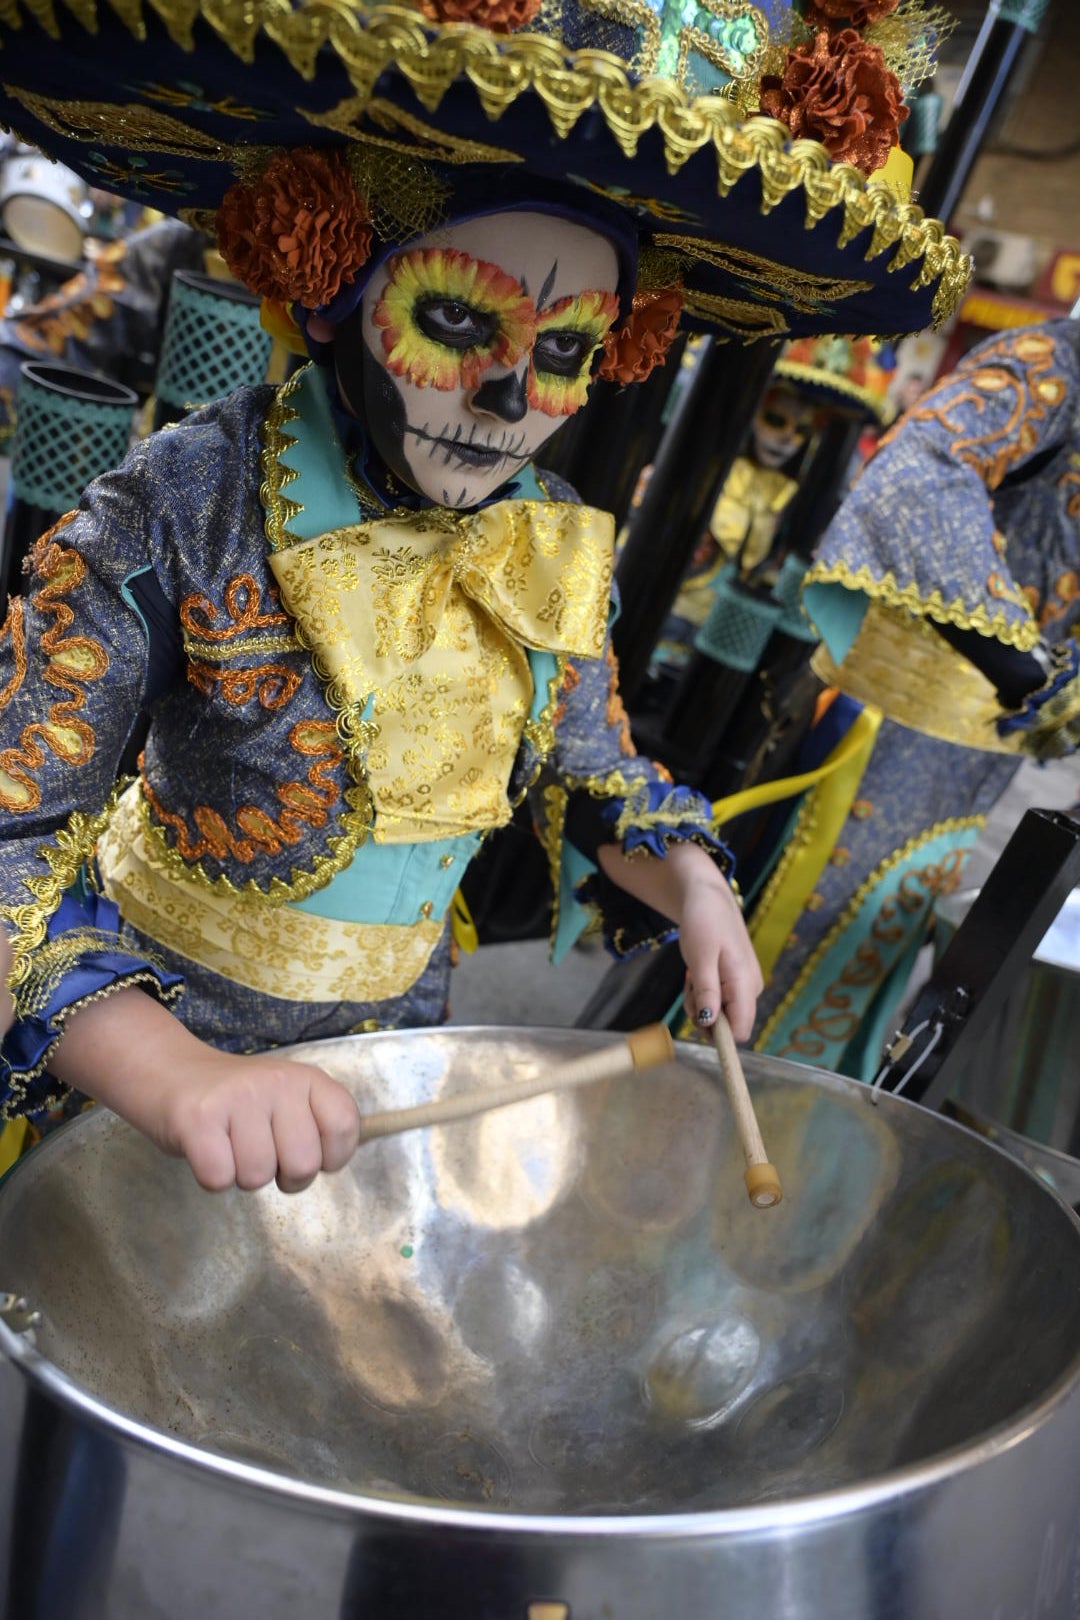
<box><xmin>533</xmin><ymin>330</ymin><xmax>591</xmax><ymax>376</ymax></box>
<box><xmin>414</xmin><ymin>297</ymin><xmax>498</xmax><ymax>350</ymax></box>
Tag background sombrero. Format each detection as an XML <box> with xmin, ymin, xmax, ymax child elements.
<box><xmin>0</xmin><ymin>0</ymin><xmax>969</xmax><ymax>340</ymax></box>
<box><xmin>774</xmin><ymin>331</ymin><xmax>897</xmax><ymax>421</ymax></box>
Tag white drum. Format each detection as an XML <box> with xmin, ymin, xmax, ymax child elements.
<box><xmin>0</xmin><ymin>147</ymin><xmax>91</xmax><ymax>260</ymax></box>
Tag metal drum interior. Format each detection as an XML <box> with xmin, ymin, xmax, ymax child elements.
<box><xmin>1</xmin><ymin>1027</ymin><xmax>1080</xmax><ymax>1619</ymax></box>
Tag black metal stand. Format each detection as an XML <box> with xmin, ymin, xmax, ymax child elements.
<box><xmin>873</xmin><ymin>807</ymin><xmax>1080</xmax><ymax>1107</ymax></box>
<box><xmin>612</xmin><ymin>338</ymin><xmax>782</xmax><ymax>706</ymax></box>
<box><xmin>917</xmin><ymin>3</ymin><xmax>1043</xmax><ymax>222</ymax></box>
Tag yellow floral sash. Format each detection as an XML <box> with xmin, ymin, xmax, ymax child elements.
<box><xmin>97</xmin><ymin>783</ymin><xmax>444</xmax><ymax>1002</ymax></box>
<box><xmin>268</xmin><ymin>499</ymin><xmax>614</xmax><ymax>844</ymax></box>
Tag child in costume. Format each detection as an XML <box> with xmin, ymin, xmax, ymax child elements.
<box><xmin>752</xmin><ymin>317</ymin><xmax>1080</xmax><ymax>1076</ymax></box>
<box><xmin>0</xmin><ymin>0</ymin><xmax>968</xmax><ymax>1190</ymax></box>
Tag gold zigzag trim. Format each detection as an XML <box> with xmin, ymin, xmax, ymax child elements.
<box><xmin>753</xmin><ymin>813</ymin><xmax>984</xmax><ymax>1052</ymax></box>
<box><xmin>2</xmin><ymin>784</ymin><xmax>128</xmax><ymax>993</ymax></box>
<box><xmin>804</xmin><ymin>558</ymin><xmax>1042</xmax><ymax>650</ymax></box>
<box><xmin>0</xmin><ymin>0</ymin><xmax>972</xmax><ymax>329</ymax></box>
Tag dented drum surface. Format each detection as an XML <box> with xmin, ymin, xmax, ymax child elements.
<box><xmin>1</xmin><ymin>1027</ymin><xmax>1079</xmax><ymax>1619</ymax></box>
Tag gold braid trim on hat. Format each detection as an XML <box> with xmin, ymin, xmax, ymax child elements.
<box><xmin>1</xmin><ymin>0</ymin><xmax>971</xmax><ymax>331</ymax></box>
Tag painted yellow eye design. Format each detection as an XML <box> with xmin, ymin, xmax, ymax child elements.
<box><xmin>373</xmin><ymin>248</ymin><xmax>537</xmax><ymax>391</ymax></box>
<box><xmin>527</xmin><ymin>290</ymin><xmax>620</xmax><ymax>417</ymax></box>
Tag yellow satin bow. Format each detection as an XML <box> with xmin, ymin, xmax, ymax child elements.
<box><xmin>269</xmin><ymin>498</ymin><xmax>615</xmax><ymax>845</ymax></box>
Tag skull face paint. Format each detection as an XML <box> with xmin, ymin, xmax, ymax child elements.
<box><xmin>340</xmin><ymin>212</ymin><xmax>620</xmax><ymax>507</ymax></box>
<box><xmin>751</xmin><ymin>387</ymin><xmax>818</xmax><ymax>470</ymax></box>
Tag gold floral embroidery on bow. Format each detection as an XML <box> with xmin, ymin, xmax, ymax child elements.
<box><xmin>269</xmin><ymin>499</ymin><xmax>614</xmax><ymax>844</ymax></box>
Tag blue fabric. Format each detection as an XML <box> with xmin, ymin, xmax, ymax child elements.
<box><xmin>997</xmin><ymin>640</ymin><xmax>1080</xmax><ymax>736</ymax></box>
<box><xmin>1</xmin><ymin>892</ymin><xmax>183</xmax><ymax>1114</ymax></box>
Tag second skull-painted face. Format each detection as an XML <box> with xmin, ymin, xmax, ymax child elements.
<box><xmin>751</xmin><ymin>387</ymin><xmax>818</xmax><ymax>470</ymax></box>
<box><xmin>333</xmin><ymin>211</ymin><xmax>620</xmax><ymax>507</ymax></box>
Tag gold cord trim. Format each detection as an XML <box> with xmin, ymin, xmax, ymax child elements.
<box><xmin>12</xmin><ymin>0</ymin><xmax>972</xmax><ymax>330</ymax></box>
<box><xmin>805</xmin><ymin>558</ymin><xmax>1042</xmax><ymax>650</ymax></box>
<box><xmin>754</xmin><ymin>814</ymin><xmax>984</xmax><ymax>1051</ymax></box>
<box><xmin>537</xmin><ymin>779</ymin><xmax>569</xmax><ymax>948</ymax></box>
<box><xmin>183</xmin><ymin>630</ymin><xmax>300</xmax><ymax>661</ymax></box>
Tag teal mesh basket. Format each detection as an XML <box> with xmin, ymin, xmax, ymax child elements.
<box><xmin>693</xmin><ymin>566</ymin><xmax>782</xmax><ymax>670</ymax></box>
<box><xmin>154</xmin><ymin>271</ymin><xmax>272</xmax><ymax>417</ymax></box>
<box><xmin>11</xmin><ymin>362</ymin><xmax>138</xmax><ymax>512</ymax></box>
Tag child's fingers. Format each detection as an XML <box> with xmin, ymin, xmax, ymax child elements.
<box><xmin>181</xmin><ymin>1118</ymin><xmax>240</xmax><ymax>1193</ymax></box>
<box><xmin>309</xmin><ymin>1070</ymin><xmax>362</xmax><ymax>1174</ymax></box>
<box><xmin>227</xmin><ymin>1106</ymin><xmax>280</xmax><ymax>1192</ymax></box>
<box><xmin>272</xmin><ymin>1084</ymin><xmax>325</xmax><ymax>1194</ymax></box>
<box><xmin>719</xmin><ymin>953</ymin><xmax>761</xmax><ymax>1043</ymax></box>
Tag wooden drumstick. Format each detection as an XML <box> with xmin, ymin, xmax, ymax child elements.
<box><xmin>356</xmin><ymin>1023</ymin><xmax>675</xmax><ymax>1144</ymax></box>
<box><xmin>711</xmin><ymin>1012</ymin><xmax>783</xmax><ymax>1209</ymax></box>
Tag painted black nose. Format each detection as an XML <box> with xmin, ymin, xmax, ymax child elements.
<box><xmin>471</xmin><ymin>367</ymin><xmax>529</xmax><ymax>423</ymax></box>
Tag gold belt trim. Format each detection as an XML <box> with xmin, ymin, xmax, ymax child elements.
<box><xmin>811</xmin><ymin>602</ymin><xmax>1024</xmax><ymax>754</ymax></box>
<box><xmin>96</xmin><ymin>784</ymin><xmax>443</xmax><ymax>1004</ymax></box>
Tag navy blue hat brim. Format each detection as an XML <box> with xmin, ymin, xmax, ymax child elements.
<box><xmin>0</xmin><ymin>0</ymin><xmax>972</xmax><ymax>339</ymax></box>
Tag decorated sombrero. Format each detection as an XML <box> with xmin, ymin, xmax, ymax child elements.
<box><xmin>0</xmin><ymin>0</ymin><xmax>968</xmax><ymax>360</ymax></box>
<box><xmin>774</xmin><ymin>331</ymin><xmax>897</xmax><ymax>422</ymax></box>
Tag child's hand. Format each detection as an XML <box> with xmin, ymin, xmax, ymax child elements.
<box><xmin>51</xmin><ymin>987</ymin><xmax>361</xmax><ymax>1193</ymax></box>
<box><xmin>597</xmin><ymin>840</ymin><xmax>763</xmax><ymax>1041</ymax></box>
<box><xmin>676</xmin><ymin>868</ymin><xmax>763</xmax><ymax>1042</ymax></box>
<box><xmin>151</xmin><ymin>1049</ymin><xmax>362</xmax><ymax>1194</ymax></box>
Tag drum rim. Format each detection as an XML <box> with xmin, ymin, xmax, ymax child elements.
<box><xmin>2</xmin><ymin>1026</ymin><xmax>1079</xmax><ymax>1536</ymax></box>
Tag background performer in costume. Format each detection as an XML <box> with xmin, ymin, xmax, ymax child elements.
<box><xmin>752</xmin><ymin>317</ymin><xmax>1080</xmax><ymax>1077</ymax></box>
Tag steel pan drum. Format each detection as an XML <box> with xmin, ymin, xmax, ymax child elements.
<box><xmin>1</xmin><ymin>1027</ymin><xmax>1079</xmax><ymax>1619</ymax></box>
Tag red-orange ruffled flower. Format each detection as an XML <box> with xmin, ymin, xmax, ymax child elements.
<box><xmin>758</xmin><ymin>29</ymin><xmax>908</xmax><ymax>175</ymax></box>
<box><xmin>419</xmin><ymin>0</ymin><xmax>541</xmax><ymax>31</ymax></box>
<box><xmin>803</xmin><ymin>0</ymin><xmax>900</xmax><ymax>26</ymax></box>
<box><xmin>217</xmin><ymin>148</ymin><xmax>372</xmax><ymax>310</ymax></box>
<box><xmin>598</xmin><ymin>286</ymin><xmax>684</xmax><ymax>385</ymax></box>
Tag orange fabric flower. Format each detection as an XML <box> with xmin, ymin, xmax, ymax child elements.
<box><xmin>597</xmin><ymin>286</ymin><xmax>683</xmax><ymax>386</ymax></box>
<box><xmin>758</xmin><ymin>29</ymin><xmax>908</xmax><ymax>175</ymax></box>
<box><xmin>217</xmin><ymin>147</ymin><xmax>372</xmax><ymax>310</ymax></box>
<box><xmin>419</xmin><ymin>0</ymin><xmax>541</xmax><ymax>31</ymax></box>
<box><xmin>803</xmin><ymin>0</ymin><xmax>900</xmax><ymax>25</ymax></box>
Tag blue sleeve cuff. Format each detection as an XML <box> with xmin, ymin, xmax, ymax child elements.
<box><xmin>3</xmin><ymin>890</ymin><xmax>184</xmax><ymax>1116</ymax></box>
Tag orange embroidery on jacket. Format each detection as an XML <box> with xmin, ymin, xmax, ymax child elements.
<box><xmin>0</xmin><ymin>530</ymin><xmax>109</xmax><ymax>813</ymax></box>
<box><xmin>180</xmin><ymin>574</ymin><xmax>289</xmax><ymax>640</ymax></box>
<box><xmin>900</xmin><ymin>331</ymin><xmax>1062</xmax><ymax>493</ymax></box>
<box><xmin>187</xmin><ymin>661</ymin><xmax>302</xmax><ymax>709</ymax></box>
<box><xmin>603</xmin><ymin>643</ymin><xmax>635</xmax><ymax>756</ymax></box>
<box><xmin>142</xmin><ymin>718</ymin><xmax>343</xmax><ymax>863</ymax></box>
<box><xmin>552</xmin><ymin>660</ymin><xmax>580</xmax><ymax>728</ymax></box>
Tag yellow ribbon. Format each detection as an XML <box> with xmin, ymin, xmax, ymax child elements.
<box><xmin>269</xmin><ymin>499</ymin><xmax>614</xmax><ymax>845</ymax></box>
<box><xmin>712</xmin><ymin>704</ymin><xmax>883</xmax><ymax>977</ymax></box>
